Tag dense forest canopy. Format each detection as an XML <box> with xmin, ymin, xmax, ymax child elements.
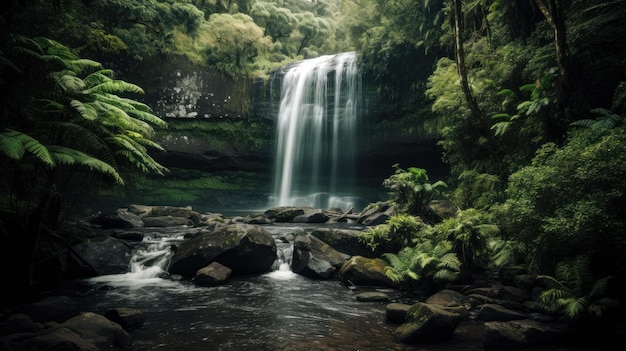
<box><xmin>1</xmin><ymin>0</ymin><xmax>626</xmax><ymax>338</ymax></box>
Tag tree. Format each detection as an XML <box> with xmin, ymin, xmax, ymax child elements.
<box><xmin>206</xmin><ymin>13</ymin><xmax>273</xmax><ymax>74</ymax></box>
<box><xmin>293</xmin><ymin>12</ymin><xmax>330</xmax><ymax>57</ymax></box>
<box><xmin>249</xmin><ymin>2</ymin><xmax>297</xmax><ymax>42</ymax></box>
<box><xmin>451</xmin><ymin>0</ymin><xmax>482</xmax><ymax>121</ymax></box>
<box><xmin>533</xmin><ymin>0</ymin><xmax>572</xmax><ymax>138</ymax></box>
<box><xmin>0</xmin><ymin>35</ymin><xmax>168</xmax><ymax>302</ymax></box>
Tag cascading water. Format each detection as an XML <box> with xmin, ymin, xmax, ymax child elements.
<box><xmin>272</xmin><ymin>52</ymin><xmax>363</xmax><ymax>211</ymax></box>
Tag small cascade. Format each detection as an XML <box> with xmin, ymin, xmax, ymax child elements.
<box><xmin>265</xmin><ymin>238</ymin><xmax>297</xmax><ymax>280</ymax></box>
<box><xmin>271</xmin><ymin>52</ymin><xmax>362</xmax><ymax>211</ymax></box>
<box><xmin>86</xmin><ymin>232</ymin><xmax>182</xmax><ymax>287</ymax></box>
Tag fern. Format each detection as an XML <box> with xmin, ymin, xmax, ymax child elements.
<box><xmin>382</xmin><ymin>240</ymin><xmax>460</xmax><ymax>284</ymax></box>
<box><xmin>537</xmin><ymin>256</ymin><xmax>618</xmax><ymax>319</ymax></box>
<box><xmin>48</xmin><ymin>145</ymin><xmax>124</xmax><ymax>184</ymax></box>
<box><xmin>0</xmin><ymin>129</ymin><xmax>54</xmax><ymax>166</ymax></box>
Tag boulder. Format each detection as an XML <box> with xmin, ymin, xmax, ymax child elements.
<box><xmin>5</xmin><ymin>312</ymin><xmax>132</xmax><ymax>351</ymax></box>
<box><xmin>393</xmin><ymin>302</ymin><xmax>464</xmax><ymax>343</ymax></box>
<box><xmin>104</xmin><ymin>308</ymin><xmax>146</xmax><ymax>331</ymax></box>
<box><xmin>143</xmin><ymin>216</ymin><xmax>194</xmax><ymax>227</ymax></box>
<box><xmin>8</xmin><ymin>296</ymin><xmax>79</xmax><ymax>324</ymax></box>
<box><xmin>426</xmin><ymin>289</ymin><xmax>467</xmax><ymax>307</ymax></box>
<box><xmin>168</xmin><ymin>224</ymin><xmax>277</xmax><ymax>277</ymax></box>
<box><xmin>263</xmin><ymin>206</ymin><xmax>307</xmax><ymax>222</ymax></box>
<box><xmin>310</xmin><ymin>228</ymin><xmax>374</xmax><ymax>258</ymax></box>
<box><xmin>338</xmin><ymin>256</ymin><xmax>397</xmax><ymax>288</ymax></box>
<box><xmin>90</xmin><ymin>208</ymin><xmax>144</xmax><ymax>229</ymax></box>
<box><xmin>293</xmin><ymin>208</ymin><xmax>329</xmax><ymax>223</ymax></box>
<box><xmin>386</xmin><ymin>303</ymin><xmax>411</xmax><ymax>324</ymax></box>
<box><xmin>483</xmin><ymin>319</ymin><xmax>575</xmax><ymax>351</ymax></box>
<box><xmin>355</xmin><ymin>291</ymin><xmax>390</xmax><ymax>302</ymax></box>
<box><xmin>73</xmin><ymin>236</ymin><xmax>133</xmax><ymax>275</ymax></box>
<box><xmin>194</xmin><ymin>262</ymin><xmax>232</xmax><ymax>287</ymax></box>
<box><xmin>475</xmin><ymin>303</ymin><xmax>528</xmax><ymax>322</ymax></box>
<box><xmin>291</xmin><ymin>233</ymin><xmax>346</xmax><ymax>279</ymax></box>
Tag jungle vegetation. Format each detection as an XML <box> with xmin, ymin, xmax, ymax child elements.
<box><xmin>1</xmin><ymin>0</ymin><xmax>626</xmax><ymax>340</ymax></box>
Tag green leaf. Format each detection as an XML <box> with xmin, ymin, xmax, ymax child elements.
<box><xmin>0</xmin><ymin>129</ymin><xmax>54</xmax><ymax>166</ymax></box>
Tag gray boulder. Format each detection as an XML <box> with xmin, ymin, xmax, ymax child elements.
<box><xmin>291</xmin><ymin>233</ymin><xmax>346</xmax><ymax>279</ymax></box>
<box><xmin>73</xmin><ymin>236</ymin><xmax>133</xmax><ymax>275</ymax></box>
<box><xmin>194</xmin><ymin>262</ymin><xmax>232</xmax><ymax>287</ymax></box>
<box><xmin>310</xmin><ymin>228</ymin><xmax>374</xmax><ymax>258</ymax></box>
<box><xmin>168</xmin><ymin>224</ymin><xmax>277</xmax><ymax>277</ymax></box>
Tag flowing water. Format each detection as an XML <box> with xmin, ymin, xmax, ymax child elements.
<box><xmin>271</xmin><ymin>52</ymin><xmax>366</xmax><ymax>211</ymax></box>
<box><xmin>71</xmin><ymin>225</ymin><xmax>484</xmax><ymax>351</ymax></box>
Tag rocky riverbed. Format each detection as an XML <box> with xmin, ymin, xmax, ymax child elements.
<box><xmin>0</xmin><ymin>203</ymin><xmax>616</xmax><ymax>350</ymax></box>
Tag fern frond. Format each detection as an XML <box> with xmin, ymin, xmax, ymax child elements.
<box><xmin>563</xmin><ymin>297</ymin><xmax>587</xmax><ymax>318</ymax></box>
<box><xmin>0</xmin><ymin>129</ymin><xmax>54</xmax><ymax>166</ymax></box>
<box><xmin>382</xmin><ymin>252</ymin><xmax>401</xmax><ymax>267</ymax></box>
<box><xmin>433</xmin><ymin>268</ymin><xmax>459</xmax><ymax>282</ymax></box>
<box><xmin>491</xmin><ymin>121</ymin><xmax>512</xmax><ymax>136</ymax></box>
<box><xmin>70</xmin><ymin>100</ymin><xmax>99</xmax><ymax>121</ymax></box>
<box><xmin>83</xmin><ymin>80</ymin><xmax>144</xmax><ymax>95</ymax></box>
<box><xmin>48</xmin><ymin>145</ymin><xmax>124</xmax><ymax>184</ymax></box>
<box><xmin>51</xmin><ymin>71</ymin><xmax>85</xmax><ymax>94</ymax></box>
<box><xmin>82</xmin><ymin>70</ymin><xmax>114</xmax><ymax>87</ymax></box>
<box><xmin>439</xmin><ymin>253</ymin><xmax>462</xmax><ymax>271</ymax></box>
<box><xmin>537</xmin><ymin>275</ymin><xmax>568</xmax><ymax>290</ymax></box>
<box><xmin>588</xmin><ymin>275</ymin><xmax>613</xmax><ymax>299</ymax></box>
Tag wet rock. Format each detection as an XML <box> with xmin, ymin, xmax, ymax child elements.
<box><xmin>338</xmin><ymin>256</ymin><xmax>397</xmax><ymax>288</ymax></box>
<box><xmin>194</xmin><ymin>262</ymin><xmax>232</xmax><ymax>287</ymax></box>
<box><xmin>291</xmin><ymin>233</ymin><xmax>346</xmax><ymax>279</ymax></box>
<box><xmin>168</xmin><ymin>224</ymin><xmax>277</xmax><ymax>277</ymax></box>
<box><xmin>393</xmin><ymin>302</ymin><xmax>464</xmax><ymax>343</ymax></box>
<box><xmin>104</xmin><ymin>308</ymin><xmax>146</xmax><ymax>331</ymax></box>
<box><xmin>355</xmin><ymin>291</ymin><xmax>390</xmax><ymax>302</ymax></box>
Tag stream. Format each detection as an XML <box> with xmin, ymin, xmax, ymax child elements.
<box><xmin>71</xmin><ymin>224</ymin><xmax>483</xmax><ymax>351</ymax></box>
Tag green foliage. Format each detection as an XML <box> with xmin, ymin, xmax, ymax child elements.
<box><xmin>382</xmin><ymin>164</ymin><xmax>447</xmax><ymax>216</ymax></box>
<box><xmin>432</xmin><ymin>208</ymin><xmax>498</xmax><ymax>269</ymax></box>
<box><xmin>452</xmin><ymin>169</ymin><xmax>501</xmax><ymax>209</ymax></box>
<box><xmin>358</xmin><ymin>214</ymin><xmax>426</xmax><ymax>253</ymax></box>
<box><xmin>489</xmin><ymin>239</ymin><xmax>526</xmax><ymax>268</ymax></box>
<box><xmin>0</xmin><ymin>34</ymin><xmax>167</xmax><ymax>211</ymax></box>
<box><xmin>570</xmin><ymin>82</ymin><xmax>625</xmax><ymax>131</ymax></box>
<box><xmin>538</xmin><ymin>256</ymin><xmax>619</xmax><ymax>320</ymax></box>
<box><xmin>494</xmin><ymin>125</ymin><xmax>626</xmax><ymax>276</ymax></box>
<box><xmin>206</xmin><ymin>13</ymin><xmax>273</xmax><ymax>76</ymax></box>
<box><xmin>383</xmin><ymin>240</ymin><xmax>461</xmax><ymax>285</ymax></box>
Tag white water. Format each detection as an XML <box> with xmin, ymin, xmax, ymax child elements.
<box><xmin>272</xmin><ymin>52</ymin><xmax>362</xmax><ymax>211</ymax></box>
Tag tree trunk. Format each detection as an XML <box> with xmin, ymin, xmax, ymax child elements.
<box><xmin>534</xmin><ymin>0</ymin><xmax>572</xmax><ymax>139</ymax></box>
<box><xmin>453</xmin><ymin>0</ymin><xmax>482</xmax><ymax>121</ymax></box>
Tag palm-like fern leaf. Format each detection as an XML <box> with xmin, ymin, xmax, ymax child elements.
<box><xmin>0</xmin><ymin>129</ymin><xmax>54</xmax><ymax>166</ymax></box>
<box><xmin>48</xmin><ymin>145</ymin><xmax>124</xmax><ymax>184</ymax></box>
<box><xmin>52</xmin><ymin>71</ymin><xmax>86</xmax><ymax>94</ymax></box>
<box><xmin>83</xmin><ymin>80</ymin><xmax>144</xmax><ymax>95</ymax></box>
<box><xmin>70</xmin><ymin>100</ymin><xmax>99</xmax><ymax>121</ymax></box>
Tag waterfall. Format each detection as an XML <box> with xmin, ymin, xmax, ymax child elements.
<box><xmin>272</xmin><ymin>51</ymin><xmax>362</xmax><ymax>210</ymax></box>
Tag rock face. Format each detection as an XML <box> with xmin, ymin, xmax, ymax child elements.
<box><xmin>168</xmin><ymin>224</ymin><xmax>277</xmax><ymax>277</ymax></box>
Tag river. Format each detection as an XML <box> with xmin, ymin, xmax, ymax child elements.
<box><xmin>70</xmin><ymin>224</ymin><xmax>484</xmax><ymax>351</ymax></box>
